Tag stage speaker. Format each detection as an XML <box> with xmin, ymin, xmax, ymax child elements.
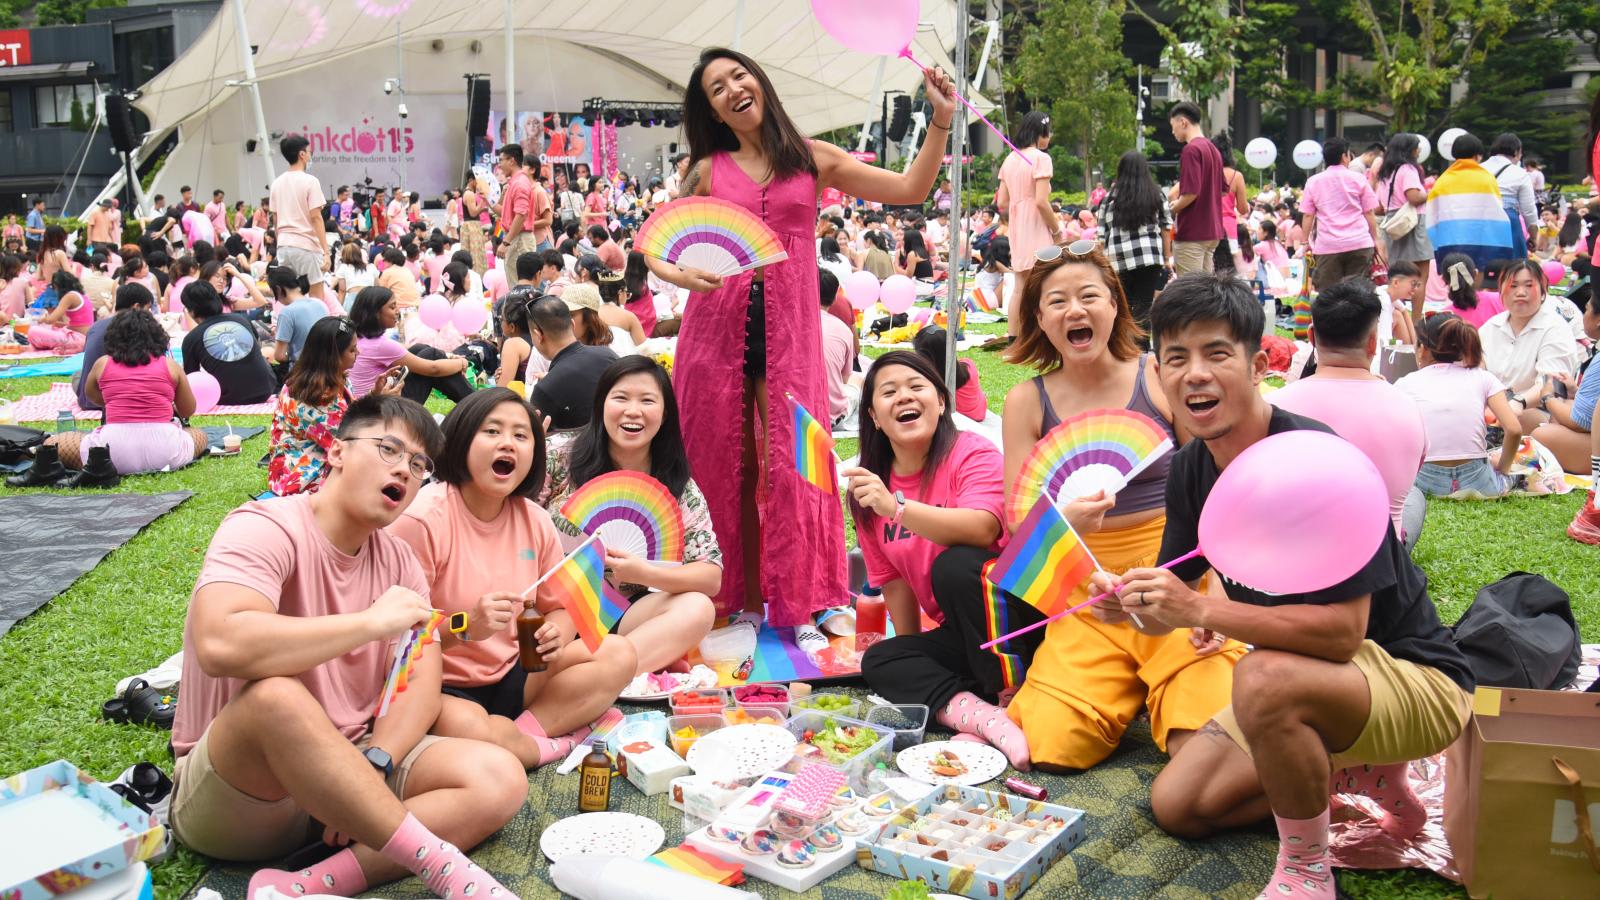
<box><xmin>467</xmin><ymin>78</ymin><xmax>491</xmax><ymax>138</ymax></box>
<box><xmin>106</xmin><ymin>94</ymin><xmax>139</xmax><ymax>154</ymax></box>
<box><xmin>887</xmin><ymin>94</ymin><xmax>911</xmax><ymax>143</ymax></box>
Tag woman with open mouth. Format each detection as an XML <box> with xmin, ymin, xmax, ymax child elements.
<box><xmin>389</xmin><ymin>387</ymin><xmax>637</xmax><ymax>769</ymax></box>
<box><xmin>543</xmin><ymin>356</ymin><xmax>722</xmax><ymax>676</ymax></box>
<box><xmin>645</xmin><ymin>46</ymin><xmax>956</xmax><ymax>630</ymax></box>
<box><xmin>994</xmin><ymin>242</ymin><xmax>1245</xmax><ymax>772</ymax></box>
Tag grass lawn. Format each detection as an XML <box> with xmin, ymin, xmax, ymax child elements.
<box><xmin>2</xmin><ymin>326</ymin><xmax>1595</xmax><ymax>899</ymax></box>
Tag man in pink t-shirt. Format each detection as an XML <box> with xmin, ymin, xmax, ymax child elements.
<box><xmin>268</xmin><ymin>134</ymin><xmax>330</xmax><ymax>307</ymax></box>
<box><xmin>1272</xmin><ymin>279</ymin><xmax>1425</xmax><ymax>545</ymax></box>
<box><xmin>1301</xmin><ymin>136</ymin><xmax>1383</xmax><ymax>292</ymax></box>
<box><xmin>205</xmin><ymin>189</ymin><xmax>230</xmax><ymax>239</ymax></box>
<box><xmin>496</xmin><ymin>144</ymin><xmax>539</xmax><ymax>264</ymax></box>
<box><xmin>168</xmin><ymin>395</ymin><xmax>521</xmax><ymax>899</ymax></box>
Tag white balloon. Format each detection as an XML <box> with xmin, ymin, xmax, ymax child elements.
<box><xmin>1244</xmin><ymin>137</ymin><xmax>1277</xmax><ymax>169</ymax></box>
<box><xmin>1438</xmin><ymin>128</ymin><xmax>1466</xmax><ymax>161</ymax></box>
<box><xmin>1414</xmin><ymin>134</ymin><xmax>1431</xmax><ymax>163</ymax></box>
<box><xmin>1292</xmin><ymin>140</ymin><xmax>1323</xmax><ymax>171</ymax></box>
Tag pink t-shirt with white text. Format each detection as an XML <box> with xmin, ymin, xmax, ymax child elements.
<box><xmin>858</xmin><ymin>431</ymin><xmax>1005</xmax><ymax>621</ymax></box>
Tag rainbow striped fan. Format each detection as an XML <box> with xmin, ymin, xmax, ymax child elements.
<box><xmin>635</xmin><ymin>196</ymin><xmax>789</xmax><ymax>277</ymax></box>
<box><xmin>560</xmin><ymin>471</ymin><xmax>686</xmax><ymax>563</ymax></box>
<box><xmin>1007</xmin><ymin>408</ymin><xmax>1174</xmax><ymax>527</ymax></box>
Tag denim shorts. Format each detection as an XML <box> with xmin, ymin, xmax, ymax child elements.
<box><xmin>1414</xmin><ymin>459</ymin><xmax>1508</xmax><ymax>499</ymax></box>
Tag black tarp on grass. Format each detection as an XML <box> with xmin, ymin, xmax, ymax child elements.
<box><xmin>0</xmin><ymin>491</ymin><xmax>191</xmax><ymax>636</ymax></box>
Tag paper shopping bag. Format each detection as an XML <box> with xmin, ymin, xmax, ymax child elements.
<box><xmin>1444</xmin><ymin>687</ymin><xmax>1600</xmax><ymax>899</ymax></box>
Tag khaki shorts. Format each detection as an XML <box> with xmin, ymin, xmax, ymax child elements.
<box><xmin>276</xmin><ymin>246</ymin><xmax>325</xmax><ymax>286</ymax></box>
<box><xmin>1173</xmin><ymin>240</ymin><xmax>1218</xmax><ymax>274</ymax></box>
<box><xmin>170</xmin><ymin>728</ymin><xmax>446</xmax><ymax>861</ymax></box>
<box><xmin>1214</xmin><ymin>640</ymin><xmax>1470</xmax><ymax>768</ymax></box>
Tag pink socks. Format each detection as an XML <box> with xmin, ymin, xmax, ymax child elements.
<box><xmin>1330</xmin><ymin>762</ymin><xmax>1425</xmax><ymax>839</ymax></box>
<box><xmin>515</xmin><ymin>711</ymin><xmax>597</xmax><ymax>767</ymax></box>
<box><xmin>380</xmin><ymin>812</ymin><xmax>516</xmax><ymax>899</ymax></box>
<box><xmin>249</xmin><ymin>848</ymin><xmax>366</xmax><ymax>898</ymax></box>
<box><xmin>1258</xmin><ymin>809</ymin><xmax>1333</xmax><ymax>899</ymax></box>
<box><xmin>936</xmin><ymin>691</ymin><xmax>1031</xmax><ymax>771</ymax></box>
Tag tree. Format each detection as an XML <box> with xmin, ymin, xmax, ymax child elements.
<box><xmin>1451</xmin><ymin>31</ymin><xmax>1584</xmax><ymax>162</ymax></box>
<box><xmin>33</xmin><ymin>0</ymin><xmax>127</xmax><ymax>26</ymax></box>
<box><xmin>1014</xmin><ymin>0</ymin><xmax>1139</xmax><ymax>192</ymax></box>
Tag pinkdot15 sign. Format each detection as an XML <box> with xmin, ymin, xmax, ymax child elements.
<box><xmin>0</xmin><ymin>30</ymin><xmax>30</xmax><ymax>67</ymax></box>
<box><xmin>299</xmin><ymin>120</ymin><xmax>415</xmax><ymax>159</ymax></box>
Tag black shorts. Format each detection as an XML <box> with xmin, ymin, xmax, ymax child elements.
<box><xmin>442</xmin><ymin>661</ymin><xmax>531</xmax><ymax>720</ymax></box>
<box><xmin>743</xmin><ymin>280</ymin><xmax>766</xmax><ymax>380</ymax></box>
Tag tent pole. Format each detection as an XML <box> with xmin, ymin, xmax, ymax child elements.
<box><xmin>504</xmin><ymin>0</ymin><xmax>516</xmax><ymax>150</ymax></box>
<box><xmin>732</xmin><ymin>0</ymin><xmax>747</xmax><ymax>51</ymax></box>
<box><xmin>231</xmin><ymin>0</ymin><xmax>275</xmax><ymax>188</ymax></box>
<box><xmin>856</xmin><ymin>58</ymin><xmax>886</xmax><ymax>154</ymax></box>
<box><xmin>945</xmin><ymin>3</ymin><xmax>969</xmax><ymax>392</ymax></box>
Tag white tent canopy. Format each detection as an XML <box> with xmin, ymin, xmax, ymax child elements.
<box><xmin>126</xmin><ymin>0</ymin><xmax>981</xmax><ymax>202</ymax></box>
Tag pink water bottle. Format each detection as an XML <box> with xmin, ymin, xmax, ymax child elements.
<box><xmin>854</xmin><ymin>584</ymin><xmax>886</xmax><ymax>653</ymax></box>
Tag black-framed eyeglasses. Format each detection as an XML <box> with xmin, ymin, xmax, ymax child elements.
<box><xmin>1035</xmin><ymin>238</ymin><xmax>1098</xmax><ymax>263</ymax></box>
<box><xmin>344</xmin><ymin>436</ymin><xmax>434</xmax><ymax>480</ymax></box>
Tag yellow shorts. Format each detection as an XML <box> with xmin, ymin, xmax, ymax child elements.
<box><xmin>170</xmin><ymin>727</ymin><xmax>445</xmax><ymax>861</ymax></box>
<box><xmin>1214</xmin><ymin>639</ymin><xmax>1471</xmax><ymax>768</ymax></box>
<box><xmin>1007</xmin><ymin>515</ymin><xmax>1246</xmax><ymax>769</ymax></box>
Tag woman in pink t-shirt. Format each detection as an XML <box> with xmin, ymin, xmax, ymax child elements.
<box><xmin>1439</xmin><ymin>252</ymin><xmax>1504</xmax><ymax>329</ymax></box>
<box><xmin>389</xmin><ymin>387</ymin><xmax>636</xmax><ymax>769</ymax></box>
<box><xmin>912</xmin><ymin>325</ymin><xmax>988</xmax><ymax>422</ymax></box>
<box><xmin>995</xmin><ymin>111</ymin><xmax>1062</xmax><ymax>341</ymax></box>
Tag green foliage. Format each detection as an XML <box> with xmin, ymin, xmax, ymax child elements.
<box><xmin>139</xmin><ymin>149</ymin><xmax>168</xmax><ymax>192</ymax></box>
<box><xmin>1452</xmin><ymin>32</ymin><xmax>1585</xmax><ymax>162</ymax></box>
<box><xmin>68</xmin><ymin>95</ymin><xmax>87</xmax><ymax>132</ymax></box>
<box><xmin>1127</xmin><ymin>0</ymin><xmax>1247</xmax><ymax>104</ymax></box>
<box><xmin>32</xmin><ymin>0</ymin><xmax>127</xmax><ymax>26</ymax></box>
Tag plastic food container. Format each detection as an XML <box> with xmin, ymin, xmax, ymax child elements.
<box><xmin>670</xmin><ymin>687</ymin><xmax>729</xmax><ymax>716</ymax></box>
<box><xmin>784</xmin><ymin>710</ymin><xmax>895</xmax><ymax>793</ymax></box>
<box><xmin>790</xmin><ymin>692</ymin><xmax>859</xmax><ymax>720</ymax></box>
<box><xmin>732</xmin><ymin>683</ymin><xmax>790</xmax><ymax>714</ymax></box>
<box><xmin>667</xmin><ymin>714</ymin><xmax>725</xmax><ymax>757</ymax></box>
<box><xmin>865</xmin><ymin>703</ymin><xmax>930</xmax><ymax>751</ymax></box>
<box><xmin>723</xmin><ymin>705</ymin><xmax>786</xmax><ymax>727</ymax></box>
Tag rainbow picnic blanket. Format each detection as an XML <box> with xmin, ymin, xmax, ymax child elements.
<box><xmin>1425</xmin><ymin>159</ymin><xmax>1515</xmax><ymax>272</ymax></box>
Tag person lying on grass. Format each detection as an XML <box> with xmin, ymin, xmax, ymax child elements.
<box><xmin>542</xmin><ymin>357</ymin><xmax>720</xmax><ymax>676</ymax></box>
<box><xmin>172</xmin><ymin>394</ymin><xmax>523</xmax><ymax>900</ymax></box>
<box><xmin>389</xmin><ymin>387</ymin><xmax>636</xmax><ymax>767</ymax></box>
<box><xmin>1090</xmin><ymin>273</ymin><xmax>1474</xmax><ymax>900</ymax></box>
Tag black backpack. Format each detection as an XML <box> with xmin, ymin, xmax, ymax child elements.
<box><xmin>0</xmin><ymin>424</ymin><xmax>45</xmax><ymax>466</ymax></box>
<box><xmin>1452</xmin><ymin>572</ymin><xmax>1581</xmax><ymax>690</ymax></box>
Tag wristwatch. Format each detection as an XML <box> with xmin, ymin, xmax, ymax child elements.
<box><xmin>449</xmin><ymin>610</ymin><xmax>471</xmax><ymax>641</ymax></box>
<box><xmin>363</xmin><ymin>746</ymin><xmax>394</xmax><ymax>778</ymax></box>
<box><xmin>890</xmin><ymin>490</ymin><xmax>908</xmax><ymax>530</ymax></box>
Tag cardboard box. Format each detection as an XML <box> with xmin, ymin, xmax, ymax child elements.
<box><xmin>669</xmin><ymin>774</ymin><xmax>747</xmax><ymax>821</ymax></box>
<box><xmin>0</xmin><ymin>761</ymin><xmax>165</xmax><ymax>900</ymax></box>
<box><xmin>618</xmin><ymin>738</ymin><xmax>691</xmax><ymax>796</ymax></box>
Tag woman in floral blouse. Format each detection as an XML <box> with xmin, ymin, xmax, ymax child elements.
<box><xmin>267</xmin><ymin>317</ymin><xmax>392</xmax><ymax>495</ymax></box>
<box><xmin>543</xmin><ymin>356</ymin><xmax>720</xmax><ymax>675</ymax></box>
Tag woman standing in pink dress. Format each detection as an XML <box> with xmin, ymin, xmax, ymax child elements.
<box><xmin>995</xmin><ymin>112</ymin><xmax>1063</xmax><ymax>343</ymax></box>
<box><xmin>646</xmin><ymin>47</ymin><xmax>955</xmax><ymax>627</ymax></box>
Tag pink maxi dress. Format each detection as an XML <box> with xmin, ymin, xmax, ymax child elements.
<box><xmin>673</xmin><ymin>151</ymin><xmax>848</xmax><ymax>625</ymax></box>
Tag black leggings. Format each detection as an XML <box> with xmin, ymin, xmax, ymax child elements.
<box><xmin>1119</xmin><ymin>264</ymin><xmax>1165</xmax><ymax>334</ymax></box>
<box><xmin>402</xmin><ymin>343</ymin><xmax>475</xmax><ymax>405</ymax></box>
<box><xmin>859</xmin><ymin>545</ymin><xmax>1047</xmax><ymax>712</ymax></box>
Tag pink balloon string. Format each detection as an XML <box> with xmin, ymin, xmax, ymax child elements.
<box><xmin>978</xmin><ymin>547</ymin><xmax>1204</xmax><ymax>650</ymax></box>
<box><xmin>899</xmin><ymin>46</ymin><xmax>1032</xmax><ymax>164</ymax></box>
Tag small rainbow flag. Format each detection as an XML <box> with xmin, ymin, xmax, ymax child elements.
<box><xmin>537</xmin><ymin>535</ymin><xmax>631</xmax><ymax>653</ymax></box>
<box><xmin>979</xmin><ymin>559</ymin><xmax>1025</xmax><ymax>691</ymax></box>
<box><xmin>788</xmin><ymin>393</ymin><xmax>836</xmax><ymax>493</ymax></box>
<box><xmin>986</xmin><ymin>497</ymin><xmax>1099</xmax><ymax>618</ymax></box>
<box><xmin>648</xmin><ymin>844</ymin><xmax>744</xmax><ymax>885</ymax></box>
<box><xmin>377</xmin><ymin>610</ymin><xmax>446</xmax><ymax>717</ymax></box>
<box><xmin>970</xmin><ymin>285</ymin><xmax>999</xmax><ymax>312</ymax></box>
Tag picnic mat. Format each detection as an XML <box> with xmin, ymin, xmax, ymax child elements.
<box><xmin>6</xmin><ymin>381</ymin><xmax>276</xmax><ymax>421</ymax></box>
<box><xmin>0</xmin><ymin>491</ymin><xmax>190</xmax><ymax>636</ymax></box>
<box><xmin>0</xmin><ymin>354</ymin><xmax>79</xmax><ymax>378</ymax></box>
<box><xmin>689</xmin><ymin>621</ymin><xmax>865</xmax><ymax>687</ymax></box>
<box><xmin>0</xmin><ymin>426</ymin><xmax>265</xmax><ymax>474</ymax></box>
<box><xmin>190</xmin><ymin>686</ymin><xmax>1276</xmax><ymax>899</ymax></box>
<box><xmin>0</xmin><ymin>349</ymin><xmax>67</xmax><ymax>362</ymax></box>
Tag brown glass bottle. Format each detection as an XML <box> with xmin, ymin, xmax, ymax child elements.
<box><xmin>578</xmin><ymin>742</ymin><xmax>612</xmax><ymax>812</ymax></box>
<box><xmin>516</xmin><ymin>604</ymin><xmax>549</xmax><ymax>672</ymax></box>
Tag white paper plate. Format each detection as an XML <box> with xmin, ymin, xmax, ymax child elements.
<box><xmin>897</xmin><ymin>740</ymin><xmax>1007</xmax><ymax>786</ymax></box>
<box><xmin>686</xmin><ymin>723</ymin><xmax>797</xmax><ymax>780</ymax></box>
<box><xmin>539</xmin><ymin>812</ymin><xmax>665</xmax><ymax>862</ymax></box>
<box><xmin>617</xmin><ymin>665</ymin><xmax>717</xmax><ymax>702</ymax></box>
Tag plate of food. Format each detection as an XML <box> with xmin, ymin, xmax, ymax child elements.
<box><xmin>896</xmin><ymin>740</ymin><xmax>1006</xmax><ymax>786</ymax></box>
<box><xmin>618</xmin><ymin>665</ymin><xmax>717</xmax><ymax>702</ymax></box>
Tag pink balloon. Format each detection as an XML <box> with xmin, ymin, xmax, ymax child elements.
<box><xmin>1196</xmin><ymin>431</ymin><xmax>1389</xmax><ymax>595</ymax></box>
<box><xmin>1542</xmin><ymin>260</ymin><xmax>1566</xmax><ymax>285</ymax></box>
<box><xmin>188</xmin><ymin>370</ymin><xmax>222</xmax><ymax>415</ymax></box>
<box><xmin>452</xmin><ymin>298</ymin><xmax>488</xmax><ymax>335</ymax></box>
<box><xmin>879</xmin><ymin>274</ymin><xmax>917</xmax><ymax>314</ymax></box>
<box><xmin>418</xmin><ymin>293</ymin><xmax>452</xmax><ymax>330</ymax></box>
<box><xmin>483</xmin><ymin>268</ymin><xmax>508</xmax><ymax>301</ymax></box>
<box><xmin>845</xmin><ymin>270</ymin><xmax>881</xmax><ymax>312</ymax></box>
<box><xmin>811</xmin><ymin>0</ymin><xmax>921</xmax><ymax>56</ymax></box>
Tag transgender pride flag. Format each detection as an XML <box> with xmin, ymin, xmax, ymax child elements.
<box><xmin>1424</xmin><ymin>159</ymin><xmax>1516</xmax><ymax>272</ymax></box>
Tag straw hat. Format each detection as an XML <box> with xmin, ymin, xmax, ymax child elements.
<box><xmin>562</xmin><ymin>282</ymin><xmax>601</xmax><ymax>312</ymax></box>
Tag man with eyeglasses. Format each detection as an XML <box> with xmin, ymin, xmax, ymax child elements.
<box><xmin>170</xmin><ymin>394</ymin><xmax>524</xmax><ymax>900</ymax></box>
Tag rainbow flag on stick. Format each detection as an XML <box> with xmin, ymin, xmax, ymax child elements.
<box><xmin>986</xmin><ymin>497</ymin><xmax>1100</xmax><ymax>618</ymax></box>
<box><xmin>526</xmin><ymin>533</ymin><xmax>630</xmax><ymax>653</ymax></box>
<box><xmin>377</xmin><ymin>610</ymin><xmax>446</xmax><ymax>718</ymax></box>
<box><xmin>788</xmin><ymin>393</ymin><xmax>837</xmax><ymax>493</ymax></box>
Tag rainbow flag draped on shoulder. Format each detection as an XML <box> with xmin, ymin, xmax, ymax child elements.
<box><xmin>1424</xmin><ymin>159</ymin><xmax>1516</xmax><ymax>272</ymax></box>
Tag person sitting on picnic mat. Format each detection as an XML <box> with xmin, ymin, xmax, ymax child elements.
<box><xmin>1091</xmin><ymin>273</ymin><xmax>1474</xmax><ymax>900</ymax></box>
<box><xmin>26</xmin><ymin>270</ymin><xmax>94</xmax><ymax>355</ymax></box>
<box><xmin>389</xmin><ymin>387</ymin><xmax>636</xmax><ymax>767</ymax></box>
<box><xmin>180</xmin><ymin>280</ymin><xmax>277</xmax><ymax>406</ymax></box>
<box><xmin>170</xmin><ymin>395</ymin><xmax>524</xmax><ymax>900</ymax></box>
<box><xmin>542</xmin><ymin>357</ymin><xmax>721</xmax><ymax>676</ymax></box>
<box><xmin>346</xmin><ymin>285</ymin><xmax>475</xmax><ymax>405</ymax></box>
<box><xmin>269</xmin><ymin>316</ymin><xmax>399</xmax><ymax>497</ymax></box>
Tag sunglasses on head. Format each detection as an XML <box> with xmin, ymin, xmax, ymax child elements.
<box><xmin>1034</xmin><ymin>239</ymin><xmax>1097</xmax><ymax>263</ymax></box>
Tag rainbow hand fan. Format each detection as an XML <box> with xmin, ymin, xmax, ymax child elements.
<box><xmin>1007</xmin><ymin>408</ymin><xmax>1174</xmax><ymax>527</ymax></box>
<box><xmin>635</xmin><ymin>196</ymin><xmax>788</xmax><ymax>277</ymax></box>
<box><xmin>560</xmin><ymin>470</ymin><xmax>686</xmax><ymax>563</ymax></box>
